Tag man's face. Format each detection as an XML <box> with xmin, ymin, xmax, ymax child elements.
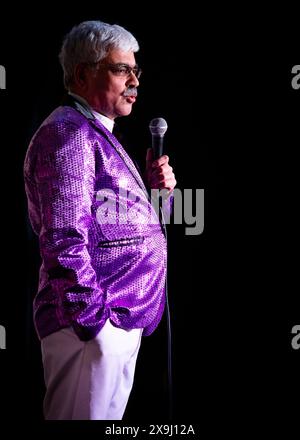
<box><xmin>85</xmin><ymin>48</ymin><xmax>140</xmax><ymax>120</ymax></box>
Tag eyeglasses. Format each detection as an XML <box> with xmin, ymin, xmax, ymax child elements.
<box><xmin>96</xmin><ymin>62</ymin><xmax>142</xmax><ymax>79</ymax></box>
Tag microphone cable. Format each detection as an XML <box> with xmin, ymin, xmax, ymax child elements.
<box><xmin>160</xmin><ymin>205</ymin><xmax>173</xmax><ymax>421</ymax></box>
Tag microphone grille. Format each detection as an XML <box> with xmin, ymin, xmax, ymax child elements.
<box><xmin>149</xmin><ymin>117</ymin><xmax>168</xmax><ymax>136</ymax></box>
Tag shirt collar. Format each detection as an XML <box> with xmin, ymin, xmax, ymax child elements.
<box><xmin>68</xmin><ymin>92</ymin><xmax>115</xmax><ymax>133</ymax></box>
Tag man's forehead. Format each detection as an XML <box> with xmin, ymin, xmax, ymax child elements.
<box><xmin>106</xmin><ymin>48</ymin><xmax>136</xmax><ymax>64</ymax></box>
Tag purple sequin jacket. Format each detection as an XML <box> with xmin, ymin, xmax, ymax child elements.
<box><xmin>24</xmin><ymin>97</ymin><xmax>167</xmax><ymax>341</ymax></box>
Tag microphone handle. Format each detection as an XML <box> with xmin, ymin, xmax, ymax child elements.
<box><xmin>152</xmin><ymin>135</ymin><xmax>164</xmax><ymax>160</ymax></box>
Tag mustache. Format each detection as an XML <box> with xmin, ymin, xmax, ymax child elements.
<box><xmin>123</xmin><ymin>87</ymin><xmax>138</xmax><ymax>97</ymax></box>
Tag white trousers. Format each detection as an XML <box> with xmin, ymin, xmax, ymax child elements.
<box><xmin>41</xmin><ymin>319</ymin><xmax>142</xmax><ymax>420</ymax></box>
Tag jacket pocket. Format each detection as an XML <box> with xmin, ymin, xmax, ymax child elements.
<box><xmin>97</xmin><ymin>236</ymin><xmax>144</xmax><ymax>248</ymax></box>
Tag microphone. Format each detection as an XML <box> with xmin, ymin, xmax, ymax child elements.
<box><xmin>149</xmin><ymin>117</ymin><xmax>168</xmax><ymax>160</ymax></box>
<box><xmin>149</xmin><ymin>117</ymin><xmax>172</xmax><ymax>419</ymax></box>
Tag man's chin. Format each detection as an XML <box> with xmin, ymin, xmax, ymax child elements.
<box><xmin>117</xmin><ymin>105</ymin><xmax>133</xmax><ymax>117</ymax></box>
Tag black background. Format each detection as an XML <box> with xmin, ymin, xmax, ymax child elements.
<box><xmin>0</xmin><ymin>3</ymin><xmax>299</xmax><ymax>435</ymax></box>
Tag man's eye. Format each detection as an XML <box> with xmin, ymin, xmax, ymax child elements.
<box><xmin>117</xmin><ymin>66</ymin><xmax>129</xmax><ymax>74</ymax></box>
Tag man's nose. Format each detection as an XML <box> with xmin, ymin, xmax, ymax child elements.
<box><xmin>126</xmin><ymin>72</ymin><xmax>139</xmax><ymax>87</ymax></box>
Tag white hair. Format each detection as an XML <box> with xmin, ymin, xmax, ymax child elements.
<box><xmin>59</xmin><ymin>20</ymin><xmax>139</xmax><ymax>89</ymax></box>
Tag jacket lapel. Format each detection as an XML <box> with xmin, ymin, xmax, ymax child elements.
<box><xmin>62</xmin><ymin>94</ymin><xmax>149</xmax><ymax>198</ymax></box>
<box><xmin>90</xmin><ymin>118</ymin><xmax>149</xmax><ymax>196</ymax></box>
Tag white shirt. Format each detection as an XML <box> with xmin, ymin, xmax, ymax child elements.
<box><xmin>68</xmin><ymin>92</ymin><xmax>115</xmax><ymax>133</ymax></box>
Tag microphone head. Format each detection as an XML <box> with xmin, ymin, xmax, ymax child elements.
<box><xmin>149</xmin><ymin>117</ymin><xmax>168</xmax><ymax>137</ymax></box>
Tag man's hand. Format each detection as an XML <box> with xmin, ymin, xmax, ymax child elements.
<box><xmin>145</xmin><ymin>148</ymin><xmax>177</xmax><ymax>192</ymax></box>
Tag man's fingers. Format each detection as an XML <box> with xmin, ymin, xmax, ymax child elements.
<box><xmin>152</xmin><ymin>163</ymin><xmax>173</xmax><ymax>175</ymax></box>
<box><xmin>150</xmin><ymin>174</ymin><xmax>177</xmax><ymax>188</ymax></box>
<box><xmin>151</xmin><ymin>170</ymin><xmax>174</xmax><ymax>181</ymax></box>
<box><xmin>151</xmin><ymin>155</ymin><xmax>169</xmax><ymax>168</ymax></box>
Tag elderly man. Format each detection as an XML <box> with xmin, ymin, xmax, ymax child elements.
<box><xmin>24</xmin><ymin>20</ymin><xmax>176</xmax><ymax>420</ymax></box>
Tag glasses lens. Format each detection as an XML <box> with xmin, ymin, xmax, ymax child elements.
<box><xmin>134</xmin><ymin>67</ymin><xmax>142</xmax><ymax>78</ymax></box>
<box><xmin>100</xmin><ymin>63</ymin><xmax>142</xmax><ymax>78</ymax></box>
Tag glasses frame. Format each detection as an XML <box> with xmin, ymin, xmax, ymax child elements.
<box><xmin>91</xmin><ymin>62</ymin><xmax>142</xmax><ymax>79</ymax></box>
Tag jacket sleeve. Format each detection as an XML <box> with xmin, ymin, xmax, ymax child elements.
<box><xmin>34</xmin><ymin>119</ymin><xmax>106</xmax><ymax>341</ymax></box>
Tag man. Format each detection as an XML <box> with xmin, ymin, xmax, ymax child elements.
<box><xmin>24</xmin><ymin>20</ymin><xmax>176</xmax><ymax>420</ymax></box>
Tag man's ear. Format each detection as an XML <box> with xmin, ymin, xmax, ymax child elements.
<box><xmin>73</xmin><ymin>63</ymin><xmax>88</xmax><ymax>89</ymax></box>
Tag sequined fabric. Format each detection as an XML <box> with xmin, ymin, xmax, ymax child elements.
<box><xmin>24</xmin><ymin>101</ymin><xmax>167</xmax><ymax>341</ymax></box>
